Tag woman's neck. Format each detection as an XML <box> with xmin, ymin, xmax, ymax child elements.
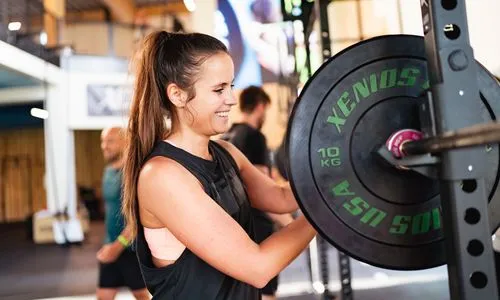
<box><xmin>166</xmin><ymin>132</ymin><xmax>212</xmax><ymax>161</ymax></box>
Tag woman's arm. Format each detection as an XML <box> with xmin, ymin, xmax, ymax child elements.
<box><xmin>138</xmin><ymin>157</ymin><xmax>316</xmax><ymax>288</ymax></box>
<box><xmin>266</xmin><ymin>212</ymin><xmax>295</xmax><ymax>228</ymax></box>
<box><xmin>217</xmin><ymin>140</ymin><xmax>299</xmax><ymax>214</ymax></box>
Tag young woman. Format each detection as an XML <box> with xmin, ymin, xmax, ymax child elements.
<box><xmin>122</xmin><ymin>31</ymin><xmax>316</xmax><ymax>299</ymax></box>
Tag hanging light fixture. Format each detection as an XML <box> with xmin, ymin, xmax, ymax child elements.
<box><xmin>30</xmin><ymin>108</ymin><xmax>49</xmax><ymax>119</ymax></box>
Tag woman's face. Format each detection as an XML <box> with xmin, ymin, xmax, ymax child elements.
<box><xmin>180</xmin><ymin>52</ymin><xmax>236</xmax><ymax>136</ymax></box>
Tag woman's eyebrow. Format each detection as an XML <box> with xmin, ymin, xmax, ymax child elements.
<box><xmin>211</xmin><ymin>81</ymin><xmax>232</xmax><ymax>88</ymax></box>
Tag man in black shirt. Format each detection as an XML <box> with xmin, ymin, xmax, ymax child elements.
<box><xmin>222</xmin><ymin>85</ymin><xmax>292</xmax><ymax>300</ymax></box>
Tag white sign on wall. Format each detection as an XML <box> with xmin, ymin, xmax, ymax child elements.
<box><xmin>67</xmin><ymin>72</ymin><xmax>133</xmax><ymax>130</ymax></box>
<box><xmin>87</xmin><ymin>84</ymin><xmax>133</xmax><ymax>117</ymax></box>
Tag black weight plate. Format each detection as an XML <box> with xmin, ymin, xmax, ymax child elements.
<box><xmin>287</xmin><ymin>35</ymin><xmax>500</xmax><ymax>270</ymax></box>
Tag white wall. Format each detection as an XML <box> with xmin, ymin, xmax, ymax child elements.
<box><xmin>190</xmin><ymin>0</ymin><xmax>216</xmax><ymax>35</ymax></box>
<box><xmin>61</xmin><ymin>23</ymin><xmax>110</xmax><ymax>56</ymax></box>
<box><xmin>465</xmin><ymin>0</ymin><xmax>500</xmax><ymax>76</ymax></box>
<box><xmin>399</xmin><ymin>0</ymin><xmax>499</xmax><ymax>76</ymax></box>
<box><xmin>326</xmin><ymin>0</ymin><xmax>499</xmax><ymax>76</ymax></box>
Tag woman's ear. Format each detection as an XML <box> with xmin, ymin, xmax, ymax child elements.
<box><xmin>166</xmin><ymin>83</ymin><xmax>188</xmax><ymax>108</ymax></box>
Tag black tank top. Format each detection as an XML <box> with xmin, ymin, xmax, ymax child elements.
<box><xmin>135</xmin><ymin>140</ymin><xmax>260</xmax><ymax>300</ymax></box>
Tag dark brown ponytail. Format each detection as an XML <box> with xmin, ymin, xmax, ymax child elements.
<box><xmin>122</xmin><ymin>31</ymin><xmax>228</xmax><ymax>237</ymax></box>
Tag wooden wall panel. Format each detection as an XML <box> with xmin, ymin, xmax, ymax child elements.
<box><xmin>0</xmin><ymin>129</ymin><xmax>106</xmax><ymax>223</ymax></box>
<box><xmin>4</xmin><ymin>158</ymin><xmax>30</xmax><ymax>222</ymax></box>
<box><xmin>30</xmin><ymin>163</ymin><xmax>46</xmax><ymax>214</ymax></box>
<box><xmin>0</xmin><ymin>128</ymin><xmax>46</xmax><ymax>223</ymax></box>
<box><xmin>74</xmin><ymin>130</ymin><xmax>105</xmax><ymax>192</ymax></box>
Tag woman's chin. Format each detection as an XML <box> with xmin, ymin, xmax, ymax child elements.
<box><xmin>208</xmin><ymin>124</ymin><xmax>230</xmax><ymax>136</ymax></box>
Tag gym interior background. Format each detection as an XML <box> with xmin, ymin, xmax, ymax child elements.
<box><xmin>0</xmin><ymin>0</ymin><xmax>498</xmax><ymax>299</ymax></box>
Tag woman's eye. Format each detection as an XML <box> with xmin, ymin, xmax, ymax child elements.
<box><xmin>215</xmin><ymin>89</ymin><xmax>224</xmax><ymax>94</ymax></box>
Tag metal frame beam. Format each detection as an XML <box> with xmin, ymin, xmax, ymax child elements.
<box><xmin>421</xmin><ymin>1</ymin><xmax>498</xmax><ymax>299</ymax></box>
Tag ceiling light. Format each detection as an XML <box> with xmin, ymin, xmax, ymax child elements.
<box><xmin>8</xmin><ymin>22</ymin><xmax>21</xmax><ymax>31</ymax></box>
<box><xmin>39</xmin><ymin>31</ymin><xmax>48</xmax><ymax>46</ymax></box>
<box><xmin>31</xmin><ymin>108</ymin><xmax>49</xmax><ymax>119</ymax></box>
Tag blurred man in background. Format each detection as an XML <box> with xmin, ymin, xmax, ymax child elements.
<box><xmin>97</xmin><ymin>127</ymin><xmax>149</xmax><ymax>300</ymax></box>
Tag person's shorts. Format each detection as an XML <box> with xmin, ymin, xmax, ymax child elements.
<box><xmin>262</xmin><ymin>275</ymin><xmax>279</xmax><ymax>296</ymax></box>
<box><xmin>98</xmin><ymin>249</ymin><xmax>146</xmax><ymax>290</ymax></box>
